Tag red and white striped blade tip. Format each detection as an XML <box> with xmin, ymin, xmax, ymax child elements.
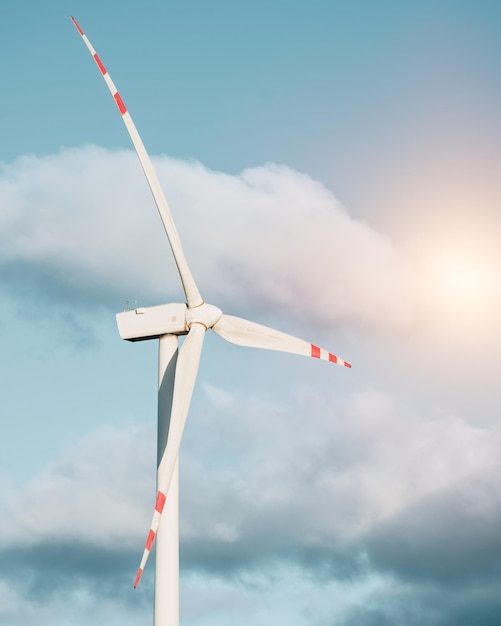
<box><xmin>70</xmin><ymin>16</ymin><xmax>84</xmax><ymax>35</ymax></box>
<box><xmin>133</xmin><ymin>490</ymin><xmax>167</xmax><ymax>588</ymax></box>
<box><xmin>310</xmin><ymin>344</ymin><xmax>351</xmax><ymax>368</ymax></box>
<box><xmin>133</xmin><ymin>568</ymin><xmax>143</xmax><ymax>589</ymax></box>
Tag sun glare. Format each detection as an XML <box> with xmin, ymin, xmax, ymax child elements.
<box><xmin>423</xmin><ymin>251</ymin><xmax>499</xmax><ymax>324</ymax></box>
<box><xmin>435</xmin><ymin>257</ymin><xmax>495</xmax><ymax>301</ymax></box>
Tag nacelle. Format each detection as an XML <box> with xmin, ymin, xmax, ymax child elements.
<box><xmin>116</xmin><ymin>302</ymin><xmax>189</xmax><ymax>341</ymax></box>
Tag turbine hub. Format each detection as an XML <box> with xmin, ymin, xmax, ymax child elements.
<box><xmin>186</xmin><ymin>302</ymin><xmax>222</xmax><ymax>330</ymax></box>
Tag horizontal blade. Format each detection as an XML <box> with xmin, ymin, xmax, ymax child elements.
<box><xmin>70</xmin><ymin>16</ymin><xmax>203</xmax><ymax>308</ymax></box>
<box><xmin>134</xmin><ymin>323</ymin><xmax>206</xmax><ymax>588</ymax></box>
<box><xmin>213</xmin><ymin>314</ymin><xmax>351</xmax><ymax>367</ymax></box>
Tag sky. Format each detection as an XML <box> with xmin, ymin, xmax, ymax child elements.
<box><xmin>1</xmin><ymin>1</ymin><xmax>501</xmax><ymax>624</ymax></box>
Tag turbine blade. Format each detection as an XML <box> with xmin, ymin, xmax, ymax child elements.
<box><xmin>70</xmin><ymin>16</ymin><xmax>203</xmax><ymax>308</ymax></box>
<box><xmin>134</xmin><ymin>323</ymin><xmax>206</xmax><ymax>588</ymax></box>
<box><xmin>213</xmin><ymin>314</ymin><xmax>351</xmax><ymax>367</ymax></box>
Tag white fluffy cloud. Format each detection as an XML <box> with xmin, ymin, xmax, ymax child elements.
<box><xmin>0</xmin><ymin>424</ymin><xmax>153</xmax><ymax>549</ymax></box>
<box><xmin>1</xmin><ymin>379</ymin><xmax>500</xmax><ymax>624</ymax></box>
<box><xmin>180</xmin><ymin>383</ymin><xmax>501</xmax><ymax>561</ymax></box>
<box><xmin>0</xmin><ymin>147</ymin><xmax>415</xmax><ymax>332</ymax></box>
<box><xmin>2</xmin><ymin>380</ymin><xmax>496</xmax><ymax>574</ymax></box>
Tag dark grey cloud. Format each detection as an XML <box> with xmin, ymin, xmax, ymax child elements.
<box><xmin>181</xmin><ymin>535</ymin><xmax>361</xmax><ymax>583</ymax></box>
<box><xmin>363</xmin><ymin>466</ymin><xmax>501</xmax><ymax>585</ymax></box>
<box><xmin>338</xmin><ymin>579</ymin><xmax>501</xmax><ymax>626</ymax></box>
<box><xmin>0</xmin><ymin>541</ymin><xmax>147</xmax><ymax>605</ymax></box>
<box><xmin>436</xmin><ymin>583</ymin><xmax>501</xmax><ymax>626</ymax></box>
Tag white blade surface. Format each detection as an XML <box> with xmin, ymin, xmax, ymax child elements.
<box><xmin>213</xmin><ymin>314</ymin><xmax>351</xmax><ymax>367</ymax></box>
<box><xmin>71</xmin><ymin>16</ymin><xmax>203</xmax><ymax>308</ymax></box>
<box><xmin>134</xmin><ymin>323</ymin><xmax>206</xmax><ymax>588</ymax></box>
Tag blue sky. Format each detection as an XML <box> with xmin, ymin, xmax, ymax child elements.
<box><xmin>1</xmin><ymin>1</ymin><xmax>501</xmax><ymax>625</ymax></box>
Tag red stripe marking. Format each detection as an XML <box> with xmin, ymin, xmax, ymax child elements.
<box><xmin>155</xmin><ymin>491</ymin><xmax>166</xmax><ymax>513</ymax></box>
<box><xmin>114</xmin><ymin>92</ymin><xmax>127</xmax><ymax>115</ymax></box>
<box><xmin>328</xmin><ymin>353</ymin><xmax>338</xmax><ymax>363</ymax></box>
<box><xmin>146</xmin><ymin>529</ymin><xmax>156</xmax><ymax>551</ymax></box>
<box><xmin>71</xmin><ymin>16</ymin><xmax>84</xmax><ymax>36</ymax></box>
<box><xmin>133</xmin><ymin>568</ymin><xmax>143</xmax><ymax>589</ymax></box>
<box><xmin>345</xmin><ymin>362</ymin><xmax>352</xmax><ymax>368</ymax></box>
<box><xmin>93</xmin><ymin>53</ymin><xmax>107</xmax><ymax>76</ymax></box>
<box><xmin>311</xmin><ymin>345</ymin><xmax>320</xmax><ymax>359</ymax></box>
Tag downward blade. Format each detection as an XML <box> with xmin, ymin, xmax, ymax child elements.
<box><xmin>70</xmin><ymin>16</ymin><xmax>203</xmax><ymax>308</ymax></box>
<box><xmin>213</xmin><ymin>314</ymin><xmax>351</xmax><ymax>367</ymax></box>
<box><xmin>134</xmin><ymin>323</ymin><xmax>206</xmax><ymax>588</ymax></box>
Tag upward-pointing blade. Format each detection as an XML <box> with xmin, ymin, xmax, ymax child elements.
<box><xmin>213</xmin><ymin>314</ymin><xmax>351</xmax><ymax>367</ymax></box>
<box><xmin>134</xmin><ymin>323</ymin><xmax>206</xmax><ymax>588</ymax></box>
<box><xmin>70</xmin><ymin>16</ymin><xmax>203</xmax><ymax>308</ymax></box>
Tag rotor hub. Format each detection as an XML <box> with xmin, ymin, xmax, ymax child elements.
<box><xmin>186</xmin><ymin>302</ymin><xmax>222</xmax><ymax>330</ymax></box>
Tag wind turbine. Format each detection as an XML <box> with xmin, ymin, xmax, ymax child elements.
<box><xmin>71</xmin><ymin>16</ymin><xmax>351</xmax><ymax>626</ymax></box>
